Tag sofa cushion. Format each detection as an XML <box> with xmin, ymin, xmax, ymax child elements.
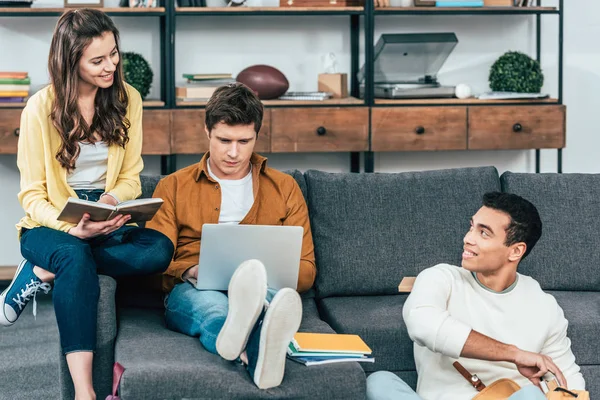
<box><xmin>501</xmin><ymin>172</ymin><xmax>600</xmax><ymax>290</ymax></box>
<box><xmin>305</xmin><ymin>167</ymin><xmax>501</xmax><ymax>298</ymax></box>
<box><xmin>115</xmin><ymin>298</ymin><xmax>365</xmax><ymax>400</ymax></box>
<box><xmin>548</xmin><ymin>291</ymin><xmax>600</xmax><ymax>365</ymax></box>
<box><xmin>318</xmin><ymin>295</ymin><xmax>414</xmax><ymax>372</ymax></box>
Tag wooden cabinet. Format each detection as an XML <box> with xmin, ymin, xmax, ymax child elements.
<box><xmin>142</xmin><ymin>110</ymin><xmax>171</xmax><ymax>155</ymax></box>
<box><xmin>171</xmin><ymin>109</ymin><xmax>271</xmax><ymax>154</ymax></box>
<box><xmin>468</xmin><ymin>105</ymin><xmax>565</xmax><ymax>150</ymax></box>
<box><xmin>372</xmin><ymin>107</ymin><xmax>467</xmax><ymax>151</ymax></box>
<box><xmin>270</xmin><ymin>107</ymin><xmax>369</xmax><ymax>152</ymax></box>
<box><xmin>0</xmin><ymin>109</ymin><xmax>22</xmax><ymax>154</ymax></box>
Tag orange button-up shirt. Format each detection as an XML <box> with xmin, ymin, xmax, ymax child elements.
<box><xmin>147</xmin><ymin>152</ymin><xmax>316</xmax><ymax>294</ymax></box>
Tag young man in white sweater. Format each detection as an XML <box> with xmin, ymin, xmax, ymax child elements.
<box><xmin>367</xmin><ymin>192</ymin><xmax>585</xmax><ymax>400</ymax></box>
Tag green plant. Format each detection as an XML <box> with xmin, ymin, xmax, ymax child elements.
<box><xmin>121</xmin><ymin>52</ymin><xmax>153</xmax><ymax>100</ymax></box>
<box><xmin>489</xmin><ymin>51</ymin><xmax>544</xmax><ymax>93</ymax></box>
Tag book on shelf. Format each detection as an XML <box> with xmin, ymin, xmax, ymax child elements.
<box><xmin>57</xmin><ymin>197</ymin><xmax>164</xmax><ymax>224</ymax></box>
<box><xmin>0</xmin><ymin>84</ymin><xmax>30</xmax><ymax>92</ymax></box>
<box><xmin>183</xmin><ymin>73</ymin><xmax>233</xmax><ymax>81</ymax></box>
<box><xmin>0</xmin><ymin>77</ymin><xmax>30</xmax><ymax>85</ymax></box>
<box><xmin>278</xmin><ymin>91</ymin><xmax>333</xmax><ymax>101</ymax></box>
<box><xmin>0</xmin><ymin>72</ymin><xmax>28</xmax><ymax>79</ymax></box>
<box><xmin>0</xmin><ymin>97</ymin><xmax>27</xmax><ymax>103</ymax></box>
<box><xmin>0</xmin><ymin>91</ymin><xmax>28</xmax><ymax>98</ymax></box>
<box><xmin>477</xmin><ymin>91</ymin><xmax>549</xmax><ymax>100</ymax></box>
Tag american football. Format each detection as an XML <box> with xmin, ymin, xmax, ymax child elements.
<box><xmin>236</xmin><ymin>65</ymin><xmax>289</xmax><ymax>100</ymax></box>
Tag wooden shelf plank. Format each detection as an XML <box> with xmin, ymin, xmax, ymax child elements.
<box><xmin>374</xmin><ymin>6</ymin><xmax>557</xmax><ymax>14</ymax></box>
<box><xmin>374</xmin><ymin>98</ymin><xmax>559</xmax><ymax>105</ymax></box>
<box><xmin>0</xmin><ymin>7</ymin><xmax>165</xmax><ymax>15</ymax></box>
<box><xmin>0</xmin><ymin>266</ymin><xmax>16</xmax><ymax>281</ymax></box>
<box><xmin>177</xmin><ymin>96</ymin><xmax>364</xmax><ymax>107</ymax></box>
<box><xmin>0</xmin><ymin>100</ymin><xmax>165</xmax><ymax>108</ymax></box>
<box><xmin>176</xmin><ymin>6</ymin><xmax>364</xmax><ymax>14</ymax></box>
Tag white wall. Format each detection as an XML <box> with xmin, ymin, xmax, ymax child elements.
<box><xmin>0</xmin><ymin>0</ymin><xmax>597</xmax><ymax>266</ymax></box>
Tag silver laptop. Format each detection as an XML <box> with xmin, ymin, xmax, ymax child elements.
<box><xmin>195</xmin><ymin>224</ymin><xmax>303</xmax><ymax>291</ymax></box>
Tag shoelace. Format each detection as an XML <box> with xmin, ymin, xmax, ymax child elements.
<box><xmin>12</xmin><ymin>279</ymin><xmax>52</xmax><ymax>319</ymax></box>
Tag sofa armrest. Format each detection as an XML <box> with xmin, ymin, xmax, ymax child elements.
<box><xmin>59</xmin><ymin>275</ymin><xmax>117</xmax><ymax>399</ymax></box>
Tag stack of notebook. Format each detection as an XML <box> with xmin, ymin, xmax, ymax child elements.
<box><xmin>0</xmin><ymin>72</ymin><xmax>29</xmax><ymax>104</ymax></box>
<box><xmin>287</xmin><ymin>332</ymin><xmax>374</xmax><ymax>366</ymax></box>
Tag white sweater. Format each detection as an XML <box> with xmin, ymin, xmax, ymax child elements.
<box><xmin>403</xmin><ymin>263</ymin><xmax>585</xmax><ymax>400</ymax></box>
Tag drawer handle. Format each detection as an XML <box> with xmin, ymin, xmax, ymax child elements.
<box><xmin>14</xmin><ymin>128</ymin><xmax>20</xmax><ymax>137</ymax></box>
<box><xmin>415</xmin><ymin>126</ymin><xmax>425</xmax><ymax>135</ymax></box>
<box><xmin>316</xmin><ymin>126</ymin><xmax>327</xmax><ymax>136</ymax></box>
<box><xmin>513</xmin><ymin>123</ymin><xmax>523</xmax><ymax>133</ymax></box>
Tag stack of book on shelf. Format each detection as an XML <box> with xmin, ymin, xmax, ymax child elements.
<box><xmin>287</xmin><ymin>332</ymin><xmax>374</xmax><ymax>366</ymax></box>
<box><xmin>435</xmin><ymin>0</ymin><xmax>483</xmax><ymax>7</ymax></box>
<box><xmin>0</xmin><ymin>72</ymin><xmax>29</xmax><ymax>105</ymax></box>
<box><xmin>176</xmin><ymin>73</ymin><xmax>236</xmax><ymax>102</ymax></box>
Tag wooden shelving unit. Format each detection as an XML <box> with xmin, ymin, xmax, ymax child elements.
<box><xmin>0</xmin><ymin>1</ymin><xmax>566</xmax><ymax>174</ymax></box>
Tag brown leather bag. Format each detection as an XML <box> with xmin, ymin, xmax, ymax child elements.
<box><xmin>452</xmin><ymin>361</ymin><xmax>590</xmax><ymax>400</ymax></box>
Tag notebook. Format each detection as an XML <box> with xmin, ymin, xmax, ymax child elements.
<box><xmin>291</xmin><ymin>333</ymin><xmax>372</xmax><ymax>355</ymax></box>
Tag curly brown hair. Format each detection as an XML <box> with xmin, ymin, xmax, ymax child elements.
<box><xmin>48</xmin><ymin>9</ymin><xmax>130</xmax><ymax>171</ymax></box>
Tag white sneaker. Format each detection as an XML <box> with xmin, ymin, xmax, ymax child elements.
<box><xmin>253</xmin><ymin>288</ymin><xmax>302</xmax><ymax>390</ymax></box>
<box><xmin>216</xmin><ymin>259</ymin><xmax>267</xmax><ymax>361</ymax></box>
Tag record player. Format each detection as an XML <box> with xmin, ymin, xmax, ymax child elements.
<box><xmin>359</xmin><ymin>33</ymin><xmax>458</xmax><ymax>99</ymax></box>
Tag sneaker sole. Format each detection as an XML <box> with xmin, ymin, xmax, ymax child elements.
<box><xmin>216</xmin><ymin>259</ymin><xmax>267</xmax><ymax>361</ymax></box>
<box><xmin>0</xmin><ymin>259</ymin><xmax>27</xmax><ymax>327</ymax></box>
<box><xmin>253</xmin><ymin>288</ymin><xmax>302</xmax><ymax>390</ymax></box>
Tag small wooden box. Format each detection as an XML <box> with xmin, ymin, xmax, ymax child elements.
<box><xmin>484</xmin><ymin>0</ymin><xmax>513</xmax><ymax>6</ymax></box>
<box><xmin>280</xmin><ymin>0</ymin><xmax>362</xmax><ymax>7</ymax></box>
<box><xmin>414</xmin><ymin>0</ymin><xmax>435</xmax><ymax>6</ymax></box>
<box><xmin>318</xmin><ymin>73</ymin><xmax>348</xmax><ymax>99</ymax></box>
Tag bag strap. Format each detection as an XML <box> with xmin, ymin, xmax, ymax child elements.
<box><xmin>111</xmin><ymin>362</ymin><xmax>126</xmax><ymax>396</ymax></box>
<box><xmin>453</xmin><ymin>361</ymin><xmax>487</xmax><ymax>392</ymax></box>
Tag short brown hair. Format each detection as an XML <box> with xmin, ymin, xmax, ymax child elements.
<box><xmin>205</xmin><ymin>83</ymin><xmax>263</xmax><ymax>135</ymax></box>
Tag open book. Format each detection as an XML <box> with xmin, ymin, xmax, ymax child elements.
<box><xmin>57</xmin><ymin>197</ymin><xmax>164</xmax><ymax>224</ymax></box>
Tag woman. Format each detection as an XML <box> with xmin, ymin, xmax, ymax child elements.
<box><xmin>0</xmin><ymin>9</ymin><xmax>173</xmax><ymax>400</ymax></box>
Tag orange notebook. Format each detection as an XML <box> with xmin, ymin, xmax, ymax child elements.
<box><xmin>292</xmin><ymin>333</ymin><xmax>372</xmax><ymax>355</ymax></box>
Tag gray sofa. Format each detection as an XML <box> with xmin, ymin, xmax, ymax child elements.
<box><xmin>58</xmin><ymin>167</ymin><xmax>600</xmax><ymax>399</ymax></box>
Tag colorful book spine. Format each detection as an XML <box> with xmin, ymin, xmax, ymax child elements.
<box><xmin>0</xmin><ymin>91</ymin><xmax>28</xmax><ymax>97</ymax></box>
<box><xmin>0</xmin><ymin>78</ymin><xmax>30</xmax><ymax>85</ymax></box>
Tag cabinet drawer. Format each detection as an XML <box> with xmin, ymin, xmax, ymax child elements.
<box><xmin>468</xmin><ymin>105</ymin><xmax>565</xmax><ymax>150</ymax></box>
<box><xmin>372</xmin><ymin>107</ymin><xmax>467</xmax><ymax>151</ymax></box>
<box><xmin>0</xmin><ymin>109</ymin><xmax>22</xmax><ymax>154</ymax></box>
<box><xmin>142</xmin><ymin>110</ymin><xmax>171</xmax><ymax>155</ymax></box>
<box><xmin>171</xmin><ymin>109</ymin><xmax>270</xmax><ymax>154</ymax></box>
<box><xmin>270</xmin><ymin>107</ymin><xmax>368</xmax><ymax>153</ymax></box>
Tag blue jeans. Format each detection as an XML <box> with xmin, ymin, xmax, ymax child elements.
<box><xmin>366</xmin><ymin>371</ymin><xmax>547</xmax><ymax>400</ymax></box>
<box><xmin>165</xmin><ymin>281</ymin><xmax>276</xmax><ymax>360</ymax></box>
<box><xmin>19</xmin><ymin>190</ymin><xmax>174</xmax><ymax>354</ymax></box>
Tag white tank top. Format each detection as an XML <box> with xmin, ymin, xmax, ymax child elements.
<box><xmin>66</xmin><ymin>141</ymin><xmax>109</xmax><ymax>190</ymax></box>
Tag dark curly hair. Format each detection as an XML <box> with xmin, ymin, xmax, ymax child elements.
<box><xmin>482</xmin><ymin>192</ymin><xmax>542</xmax><ymax>260</ymax></box>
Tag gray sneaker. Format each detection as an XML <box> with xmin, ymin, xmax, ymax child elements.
<box><xmin>216</xmin><ymin>259</ymin><xmax>268</xmax><ymax>361</ymax></box>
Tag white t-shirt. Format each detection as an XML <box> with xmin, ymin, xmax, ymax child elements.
<box><xmin>67</xmin><ymin>141</ymin><xmax>109</xmax><ymax>190</ymax></box>
<box><xmin>403</xmin><ymin>263</ymin><xmax>585</xmax><ymax>400</ymax></box>
<box><xmin>207</xmin><ymin>158</ymin><xmax>254</xmax><ymax>224</ymax></box>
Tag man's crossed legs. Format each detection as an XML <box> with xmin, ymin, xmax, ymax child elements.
<box><xmin>165</xmin><ymin>260</ymin><xmax>302</xmax><ymax>389</ymax></box>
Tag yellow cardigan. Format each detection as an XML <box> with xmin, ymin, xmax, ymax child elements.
<box><xmin>16</xmin><ymin>83</ymin><xmax>144</xmax><ymax>235</ymax></box>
